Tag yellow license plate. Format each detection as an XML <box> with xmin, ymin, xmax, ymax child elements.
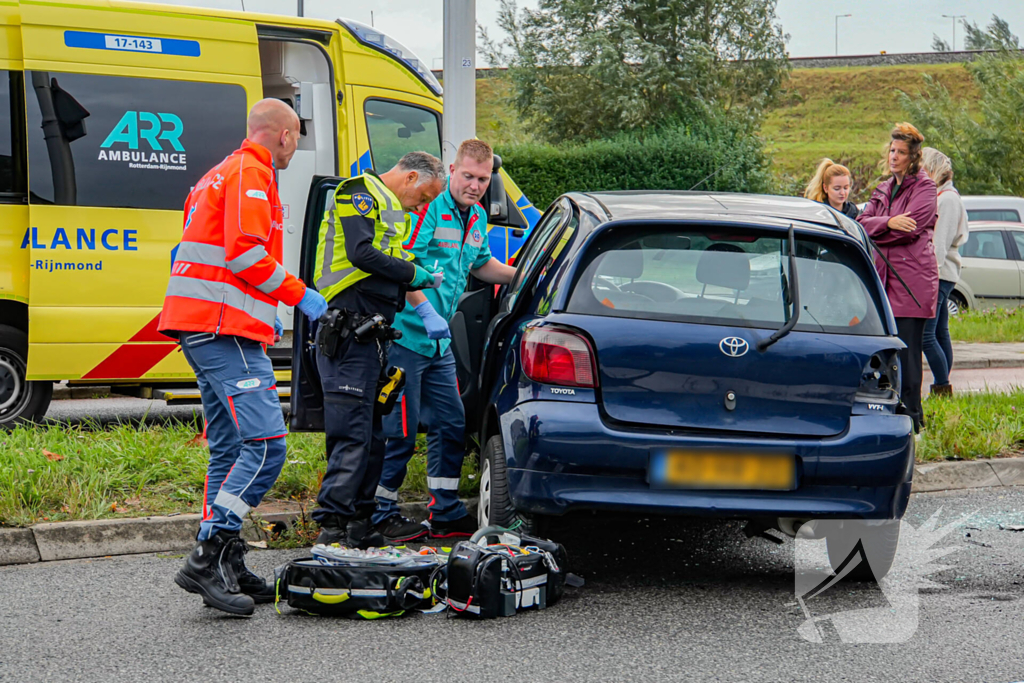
<box><xmin>652</xmin><ymin>451</ymin><xmax>796</xmax><ymax>490</ymax></box>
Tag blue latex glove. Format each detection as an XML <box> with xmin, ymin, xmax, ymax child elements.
<box><xmin>297</xmin><ymin>287</ymin><xmax>328</xmax><ymax>321</ymax></box>
<box><xmin>409</xmin><ymin>265</ymin><xmax>444</xmax><ymax>290</ymax></box>
<box><xmin>414</xmin><ymin>300</ymin><xmax>451</xmax><ymax>340</ymax></box>
<box><xmin>274</xmin><ymin>317</ymin><xmax>284</xmax><ymax>339</ymax></box>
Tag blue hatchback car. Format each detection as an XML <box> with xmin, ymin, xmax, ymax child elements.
<box><xmin>292</xmin><ymin>189</ymin><xmax>914</xmax><ymax>571</ymax></box>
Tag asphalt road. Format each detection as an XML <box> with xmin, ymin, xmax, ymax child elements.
<box><xmin>2</xmin><ymin>487</ymin><xmax>1024</xmax><ymax>683</ymax></box>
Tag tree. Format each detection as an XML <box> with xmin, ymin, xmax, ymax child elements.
<box><xmin>931</xmin><ymin>34</ymin><xmax>951</xmax><ymax>53</ymax></box>
<box><xmin>480</xmin><ymin>0</ymin><xmax>790</xmax><ymax>144</ymax></box>
<box><xmin>963</xmin><ymin>14</ymin><xmax>1019</xmax><ymax>51</ymax></box>
<box><xmin>901</xmin><ymin>44</ymin><xmax>1024</xmax><ymax>196</ymax></box>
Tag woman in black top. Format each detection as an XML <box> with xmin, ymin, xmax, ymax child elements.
<box><xmin>804</xmin><ymin>158</ymin><xmax>859</xmax><ymax>219</ymax></box>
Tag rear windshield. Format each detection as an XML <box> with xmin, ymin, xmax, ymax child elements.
<box><xmin>967</xmin><ymin>209</ymin><xmax>1020</xmax><ymax>222</ymax></box>
<box><xmin>567</xmin><ymin>226</ymin><xmax>886</xmax><ymax>336</ymax></box>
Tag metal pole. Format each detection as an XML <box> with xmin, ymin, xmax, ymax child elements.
<box><xmin>297</xmin><ymin>0</ymin><xmax>303</xmax><ymax>17</ymax></box>
<box><xmin>835</xmin><ymin>14</ymin><xmax>851</xmax><ymax>56</ymax></box>
<box><xmin>442</xmin><ymin>0</ymin><xmax>476</xmax><ymax>169</ymax></box>
<box><xmin>942</xmin><ymin>14</ymin><xmax>966</xmax><ymax>51</ymax></box>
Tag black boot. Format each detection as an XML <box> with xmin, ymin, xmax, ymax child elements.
<box><xmin>174</xmin><ymin>530</ymin><xmax>255</xmax><ymax>616</ymax></box>
<box><xmin>347</xmin><ymin>516</ymin><xmax>385</xmax><ymax>549</ymax></box>
<box><xmin>225</xmin><ymin>535</ymin><xmax>276</xmax><ymax>604</ymax></box>
<box><xmin>314</xmin><ymin>514</ymin><xmax>350</xmax><ymax>546</ymax></box>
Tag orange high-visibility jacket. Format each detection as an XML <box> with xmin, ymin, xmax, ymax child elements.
<box><xmin>158</xmin><ymin>140</ymin><xmax>306</xmax><ymax>344</ymax></box>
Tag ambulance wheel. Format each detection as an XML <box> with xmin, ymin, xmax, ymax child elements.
<box><xmin>478</xmin><ymin>434</ymin><xmax>538</xmax><ymax>535</ymax></box>
<box><xmin>0</xmin><ymin>325</ymin><xmax>52</xmax><ymax>428</ymax></box>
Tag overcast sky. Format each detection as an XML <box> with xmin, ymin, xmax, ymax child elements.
<box><xmin>151</xmin><ymin>0</ymin><xmax>1024</xmax><ymax>66</ymax></box>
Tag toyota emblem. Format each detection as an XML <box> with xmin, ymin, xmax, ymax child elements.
<box><xmin>719</xmin><ymin>337</ymin><xmax>749</xmax><ymax>357</ymax></box>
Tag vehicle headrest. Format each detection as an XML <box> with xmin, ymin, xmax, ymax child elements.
<box><xmin>599</xmin><ymin>248</ymin><xmax>644</xmax><ymax>279</ymax></box>
<box><xmin>696</xmin><ymin>244</ymin><xmax>750</xmax><ymax>291</ymax></box>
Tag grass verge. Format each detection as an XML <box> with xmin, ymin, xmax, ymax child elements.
<box><xmin>3</xmin><ymin>387</ymin><xmax>1019</xmax><ymax>526</ymax></box>
<box><xmin>949</xmin><ymin>306</ymin><xmax>1024</xmax><ymax>344</ymax></box>
<box><xmin>918</xmin><ymin>390</ymin><xmax>1024</xmax><ymax>462</ymax></box>
<box><xmin>0</xmin><ymin>422</ymin><xmax>478</xmax><ymax>528</ymax></box>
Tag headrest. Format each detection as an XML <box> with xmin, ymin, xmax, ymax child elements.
<box><xmin>696</xmin><ymin>244</ymin><xmax>750</xmax><ymax>291</ymax></box>
<box><xmin>599</xmin><ymin>249</ymin><xmax>644</xmax><ymax>279</ymax></box>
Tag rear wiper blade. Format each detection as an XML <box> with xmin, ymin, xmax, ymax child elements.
<box><xmin>757</xmin><ymin>223</ymin><xmax>800</xmax><ymax>352</ymax></box>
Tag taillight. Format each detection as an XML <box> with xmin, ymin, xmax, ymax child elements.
<box><xmin>854</xmin><ymin>350</ymin><xmax>900</xmax><ymax>404</ymax></box>
<box><xmin>521</xmin><ymin>326</ymin><xmax>597</xmax><ymax>388</ymax></box>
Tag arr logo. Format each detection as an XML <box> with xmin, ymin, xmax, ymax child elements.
<box><xmin>101</xmin><ymin>111</ymin><xmax>184</xmax><ymax>151</ymax></box>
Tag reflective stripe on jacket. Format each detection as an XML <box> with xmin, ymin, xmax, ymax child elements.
<box><xmin>315</xmin><ymin>171</ymin><xmax>414</xmax><ymax>303</ymax></box>
<box><xmin>158</xmin><ymin>140</ymin><xmax>306</xmax><ymax>343</ymax></box>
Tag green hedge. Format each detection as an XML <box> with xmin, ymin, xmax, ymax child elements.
<box><xmin>496</xmin><ymin>123</ymin><xmax>773</xmax><ymax>212</ymax></box>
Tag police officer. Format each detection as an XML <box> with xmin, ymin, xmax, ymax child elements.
<box><xmin>312</xmin><ymin>151</ymin><xmax>446</xmax><ymax>546</ymax></box>
<box><xmin>372</xmin><ymin>140</ymin><xmax>516</xmax><ymax>543</ymax></box>
<box><xmin>159</xmin><ymin>99</ymin><xmax>328</xmax><ymax>615</ymax></box>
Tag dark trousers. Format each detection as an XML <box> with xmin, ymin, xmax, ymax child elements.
<box><xmin>896</xmin><ymin>317</ymin><xmax>927</xmax><ymax>432</ymax></box>
<box><xmin>923</xmin><ymin>280</ymin><xmax>956</xmax><ymax>386</ymax></box>
<box><xmin>312</xmin><ymin>332</ymin><xmax>388</xmax><ymax>523</ymax></box>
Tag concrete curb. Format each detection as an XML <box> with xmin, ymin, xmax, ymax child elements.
<box><xmin>1</xmin><ymin>500</ymin><xmax>478</xmax><ymax>567</ymax></box>
<box><xmin>3</xmin><ymin>457</ymin><xmax>1022</xmax><ymax>568</ymax></box>
<box><xmin>914</xmin><ymin>457</ymin><xmax>1024</xmax><ymax>492</ymax></box>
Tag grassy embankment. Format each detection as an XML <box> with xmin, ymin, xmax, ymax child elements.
<box><xmin>473</xmin><ymin>65</ymin><xmax>979</xmax><ymax>202</ymax></box>
<box><xmin>949</xmin><ymin>307</ymin><xmax>1024</xmax><ymax>343</ymax></box>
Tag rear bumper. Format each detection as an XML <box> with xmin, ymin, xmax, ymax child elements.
<box><xmin>499</xmin><ymin>400</ymin><xmax>914</xmax><ymax>520</ymax></box>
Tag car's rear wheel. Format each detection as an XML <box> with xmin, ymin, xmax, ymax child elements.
<box><xmin>947</xmin><ymin>292</ymin><xmax>966</xmax><ymax>317</ymax></box>
<box><xmin>0</xmin><ymin>325</ymin><xmax>53</xmax><ymax>429</ymax></box>
<box><xmin>478</xmin><ymin>434</ymin><xmax>537</xmax><ymax>534</ymax></box>
<box><xmin>825</xmin><ymin>519</ymin><xmax>901</xmax><ymax>581</ymax></box>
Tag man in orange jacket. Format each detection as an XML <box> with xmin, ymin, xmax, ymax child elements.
<box><xmin>159</xmin><ymin>99</ymin><xmax>328</xmax><ymax>616</ymax></box>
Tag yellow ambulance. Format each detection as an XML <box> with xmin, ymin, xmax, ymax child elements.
<box><xmin>0</xmin><ymin>0</ymin><xmax>537</xmax><ymax>426</ymax></box>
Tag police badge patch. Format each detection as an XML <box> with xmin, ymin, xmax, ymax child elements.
<box><xmin>352</xmin><ymin>193</ymin><xmax>374</xmax><ymax>216</ymax></box>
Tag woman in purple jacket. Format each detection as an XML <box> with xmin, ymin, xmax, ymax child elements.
<box><xmin>858</xmin><ymin>123</ymin><xmax>939</xmax><ymax>432</ymax></box>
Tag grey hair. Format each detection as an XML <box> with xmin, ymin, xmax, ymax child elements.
<box><xmin>922</xmin><ymin>147</ymin><xmax>953</xmax><ymax>186</ymax></box>
<box><xmin>395</xmin><ymin>151</ymin><xmax>445</xmax><ymax>185</ymax></box>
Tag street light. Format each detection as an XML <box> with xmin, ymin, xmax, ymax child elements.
<box><xmin>941</xmin><ymin>14</ymin><xmax>966</xmax><ymax>51</ymax></box>
<box><xmin>835</xmin><ymin>14</ymin><xmax>852</xmax><ymax>56</ymax></box>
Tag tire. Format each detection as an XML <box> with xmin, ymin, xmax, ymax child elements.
<box><xmin>477</xmin><ymin>434</ymin><xmax>538</xmax><ymax>535</ymax></box>
<box><xmin>0</xmin><ymin>324</ymin><xmax>53</xmax><ymax>428</ymax></box>
<box><xmin>825</xmin><ymin>519</ymin><xmax>901</xmax><ymax>582</ymax></box>
<box><xmin>947</xmin><ymin>293</ymin><xmax>966</xmax><ymax>317</ymax></box>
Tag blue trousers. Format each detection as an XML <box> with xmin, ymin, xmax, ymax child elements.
<box><xmin>180</xmin><ymin>333</ymin><xmax>287</xmax><ymax>541</ymax></box>
<box><xmin>923</xmin><ymin>280</ymin><xmax>956</xmax><ymax>386</ymax></box>
<box><xmin>373</xmin><ymin>344</ymin><xmax>467</xmax><ymax>525</ymax></box>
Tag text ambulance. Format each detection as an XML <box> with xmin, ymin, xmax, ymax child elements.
<box><xmin>0</xmin><ymin>0</ymin><xmax>538</xmax><ymax>426</ymax></box>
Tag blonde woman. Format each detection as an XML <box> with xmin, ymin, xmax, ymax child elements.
<box><xmin>921</xmin><ymin>147</ymin><xmax>969</xmax><ymax>396</ymax></box>
<box><xmin>804</xmin><ymin>158</ymin><xmax>859</xmax><ymax>219</ymax></box>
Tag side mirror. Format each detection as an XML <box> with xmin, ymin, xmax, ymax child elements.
<box><xmin>487</xmin><ymin>154</ymin><xmax>509</xmax><ymax>225</ymax></box>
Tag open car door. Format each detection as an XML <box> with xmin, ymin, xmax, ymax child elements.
<box><xmin>450</xmin><ymin>158</ymin><xmax>529</xmax><ymax>435</ymax></box>
<box><xmin>289</xmin><ymin>176</ymin><xmax>340</xmax><ymax>432</ymax></box>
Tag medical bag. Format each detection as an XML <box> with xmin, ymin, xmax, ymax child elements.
<box><xmin>274</xmin><ymin>545</ymin><xmax>446</xmax><ymax>619</ymax></box>
<box><xmin>444</xmin><ymin>527</ymin><xmax>570</xmax><ymax>619</ymax></box>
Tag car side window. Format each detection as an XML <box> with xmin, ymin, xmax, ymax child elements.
<box><xmin>961</xmin><ymin>230</ymin><xmax>1008</xmax><ymax>260</ymax></box>
<box><xmin>1011</xmin><ymin>232</ymin><xmax>1024</xmax><ymax>261</ymax></box>
<box><xmin>505</xmin><ymin>203</ymin><xmax>566</xmax><ymax>306</ymax></box>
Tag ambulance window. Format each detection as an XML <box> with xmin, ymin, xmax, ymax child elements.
<box><xmin>364</xmin><ymin>99</ymin><xmax>441</xmax><ymax>172</ymax></box>
<box><xmin>0</xmin><ymin>70</ymin><xmax>27</xmax><ymax>199</ymax></box>
<box><xmin>25</xmin><ymin>72</ymin><xmax>247</xmax><ymax>210</ymax></box>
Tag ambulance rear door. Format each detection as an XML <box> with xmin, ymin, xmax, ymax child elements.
<box><xmin>20</xmin><ymin>1</ymin><xmax>262</xmax><ymax>383</ymax></box>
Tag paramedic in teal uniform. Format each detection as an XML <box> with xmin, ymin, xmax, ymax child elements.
<box><xmin>371</xmin><ymin>139</ymin><xmax>516</xmax><ymax>542</ymax></box>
